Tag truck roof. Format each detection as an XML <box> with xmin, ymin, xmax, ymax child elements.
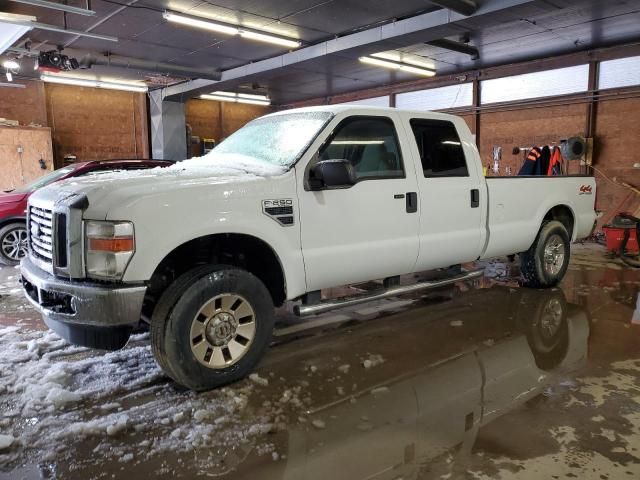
<box><xmin>266</xmin><ymin>104</ymin><xmax>460</xmax><ymax>121</ymax></box>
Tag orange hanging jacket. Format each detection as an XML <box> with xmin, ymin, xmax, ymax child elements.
<box><xmin>547</xmin><ymin>146</ymin><xmax>562</xmax><ymax>176</ymax></box>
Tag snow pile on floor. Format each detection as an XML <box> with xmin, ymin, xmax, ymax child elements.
<box><xmin>0</xmin><ymin>323</ymin><xmax>311</xmax><ymax>477</ymax></box>
<box><xmin>361</xmin><ymin>354</ymin><xmax>385</xmax><ymax>369</ymax></box>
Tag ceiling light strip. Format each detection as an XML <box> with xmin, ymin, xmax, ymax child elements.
<box><xmin>41</xmin><ymin>74</ymin><xmax>147</xmax><ymax>92</ymax></box>
<box><xmin>359</xmin><ymin>56</ymin><xmax>436</xmax><ymax>77</ymax></box>
<box><xmin>163</xmin><ymin>11</ymin><xmax>300</xmax><ymax>49</ymax></box>
<box><xmin>201</xmin><ymin>92</ymin><xmax>270</xmax><ymax>105</ymax></box>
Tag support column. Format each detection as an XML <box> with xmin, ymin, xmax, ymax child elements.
<box><xmin>149</xmin><ymin>90</ymin><xmax>187</xmax><ymax>160</ymax></box>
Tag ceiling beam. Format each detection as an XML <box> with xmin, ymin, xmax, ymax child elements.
<box><xmin>429</xmin><ymin>0</ymin><xmax>478</xmax><ymax>16</ymax></box>
<box><xmin>161</xmin><ymin>0</ymin><xmax>535</xmax><ymax>101</ymax></box>
<box><xmin>426</xmin><ymin>38</ymin><xmax>479</xmax><ymax>59</ymax></box>
<box><xmin>8</xmin><ymin>0</ymin><xmax>96</xmax><ymax>16</ymax></box>
<box><xmin>7</xmin><ymin>46</ymin><xmax>222</xmax><ymax>81</ymax></box>
<box><xmin>0</xmin><ymin>15</ymin><xmax>118</xmax><ymax>42</ymax></box>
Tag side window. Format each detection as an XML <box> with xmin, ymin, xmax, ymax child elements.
<box><xmin>319</xmin><ymin>116</ymin><xmax>404</xmax><ymax>180</ymax></box>
<box><xmin>410</xmin><ymin>119</ymin><xmax>469</xmax><ymax>177</ymax></box>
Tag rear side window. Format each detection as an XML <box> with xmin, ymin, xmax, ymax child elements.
<box><xmin>410</xmin><ymin>119</ymin><xmax>468</xmax><ymax>177</ymax></box>
<box><xmin>319</xmin><ymin>116</ymin><xmax>404</xmax><ymax>180</ymax></box>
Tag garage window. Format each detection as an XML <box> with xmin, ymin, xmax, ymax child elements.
<box><xmin>599</xmin><ymin>56</ymin><xmax>640</xmax><ymax>90</ymax></box>
<box><xmin>320</xmin><ymin>116</ymin><xmax>404</xmax><ymax>180</ymax></box>
<box><xmin>396</xmin><ymin>83</ymin><xmax>473</xmax><ymax>111</ymax></box>
<box><xmin>410</xmin><ymin>119</ymin><xmax>468</xmax><ymax>177</ymax></box>
<box><xmin>481</xmin><ymin>65</ymin><xmax>589</xmax><ymax>104</ymax></box>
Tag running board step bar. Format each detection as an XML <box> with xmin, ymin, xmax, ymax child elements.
<box><xmin>294</xmin><ymin>269</ymin><xmax>484</xmax><ymax>317</ymax></box>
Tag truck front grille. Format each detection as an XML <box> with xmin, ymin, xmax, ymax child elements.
<box><xmin>29</xmin><ymin>206</ymin><xmax>54</xmax><ymax>263</ymax></box>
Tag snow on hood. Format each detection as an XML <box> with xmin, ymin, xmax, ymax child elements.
<box><xmin>31</xmin><ymin>151</ymin><xmax>289</xmax><ymax>211</ymax></box>
<box><xmin>82</xmin><ymin>151</ymin><xmax>288</xmax><ymax>184</ymax></box>
<box><xmin>169</xmin><ymin>151</ymin><xmax>288</xmax><ymax>176</ymax></box>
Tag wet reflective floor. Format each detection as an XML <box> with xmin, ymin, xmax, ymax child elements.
<box><xmin>0</xmin><ymin>243</ymin><xmax>639</xmax><ymax>479</ymax></box>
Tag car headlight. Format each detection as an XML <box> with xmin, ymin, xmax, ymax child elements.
<box><xmin>85</xmin><ymin>220</ymin><xmax>135</xmax><ymax>280</ymax></box>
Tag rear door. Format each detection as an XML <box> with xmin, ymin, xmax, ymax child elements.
<box><xmin>297</xmin><ymin>112</ymin><xmax>420</xmax><ymax>291</ymax></box>
<box><xmin>400</xmin><ymin>114</ymin><xmax>485</xmax><ymax>270</ymax></box>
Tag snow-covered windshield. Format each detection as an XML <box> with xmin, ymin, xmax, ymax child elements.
<box><xmin>213</xmin><ymin>111</ymin><xmax>333</xmax><ymax>168</ymax></box>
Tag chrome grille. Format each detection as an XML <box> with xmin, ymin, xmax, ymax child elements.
<box><xmin>29</xmin><ymin>206</ymin><xmax>54</xmax><ymax>263</ymax></box>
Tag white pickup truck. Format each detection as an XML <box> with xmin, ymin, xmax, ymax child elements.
<box><xmin>21</xmin><ymin>106</ymin><xmax>597</xmax><ymax>390</ymax></box>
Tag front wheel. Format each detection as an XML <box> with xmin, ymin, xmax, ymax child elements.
<box><xmin>520</xmin><ymin>220</ymin><xmax>570</xmax><ymax>288</ymax></box>
<box><xmin>0</xmin><ymin>222</ymin><xmax>28</xmax><ymax>266</ymax></box>
<box><xmin>150</xmin><ymin>265</ymin><xmax>274</xmax><ymax>391</ymax></box>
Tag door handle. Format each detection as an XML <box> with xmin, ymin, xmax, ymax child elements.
<box><xmin>406</xmin><ymin>192</ymin><xmax>418</xmax><ymax>213</ymax></box>
<box><xmin>471</xmin><ymin>189</ymin><xmax>480</xmax><ymax>208</ymax></box>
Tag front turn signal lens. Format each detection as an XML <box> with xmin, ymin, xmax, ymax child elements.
<box><xmin>85</xmin><ymin>220</ymin><xmax>135</xmax><ymax>280</ymax></box>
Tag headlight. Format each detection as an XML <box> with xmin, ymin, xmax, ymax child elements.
<box><xmin>85</xmin><ymin>220</ymin><xmax>135</xmax><ymax>280</ymax></box>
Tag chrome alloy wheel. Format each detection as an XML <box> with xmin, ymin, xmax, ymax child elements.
<box><xmin>1</xmin><ymin>227</ymin><xmax>28</xmax><ymax>261</ymax></box>
<box><xmin>189</xmin><ymin>294</ymin><xmax>256</xmax><ymax>369</ymax></box>
<box><xmin>543</xmin><ymin>234</ymin><xmax>565</xmax><ymax>276</ymax></box>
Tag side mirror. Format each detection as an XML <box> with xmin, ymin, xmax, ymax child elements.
<box><xmin>308</xmin><ymin>159</ymin><xmax>356</xmax><ymax>190</ymax></box>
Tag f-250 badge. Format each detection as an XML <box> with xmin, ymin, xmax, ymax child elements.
<box><xmin>262</xmin><ymin>199</ymin><xmax>295</xmax><ymax>226</ymax></box>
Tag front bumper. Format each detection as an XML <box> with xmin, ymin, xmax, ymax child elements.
<box><xmin>21</xmin><ymin>256</ymin><xmax>147</xmax><ymax>350</ymax></box>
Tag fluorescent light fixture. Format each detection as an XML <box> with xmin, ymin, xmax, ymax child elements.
<box><xmin>332</xmin><ymin>140</ymin><xmax>385</xmax><ymax>145</ymax></box>
<box><xmin>237</xmin><ymin>92</ymin><xmax>269</xmax><ymax>100</ymax></box>
<box><xmin>239</xmin><ymin>30</ymin><xmax>300</xmax><ymax>49</ymax></box>
<box><xmin>163</xmin><ymin>12</ymin><xmax>238</xmax><ymax>35</ymax></box>
<box><xmin>201</xmin><ymin>91</ymin><xmax>270</xmax><ymax>105</ymax></box>
<box><xmin>359</xmin><ymin>56</ymin><xmax>436</xmax><ymax>77</ymax></box>
<box><xmin>163</xmin><ymin>11</ymin><xmax>300</xmax><ymax>49</ymax></box>
<box><xmin>442</xmin><ymin>141</ymin><xmax>461</xmax><ymax>145</ymax></box>
<box><xmin>3</xmin><ymin>59</ymin><xmax>19</xmax><ymax>70</ymax></box>
<box><xmin>41</xmin><ymin>74</ymin><xmax>148</xmax><ymax>92</ymax></box>
<box><xmin>0</xmin><ymin>82</ymin><xmax>25</xmax><ymax>88</ymax></box>
<box><xmin>237</xmin><ymin>98</ymin><xmax>271</xmax><ymax>105</ymax></box>
<box><xmin>212</xmin><ymin>90</ymin><xmax>237</xmax><ymax>97</ymax></box>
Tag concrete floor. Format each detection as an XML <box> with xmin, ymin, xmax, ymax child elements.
<box><xmin>0</xmin><ymin>243</ymin><xmax>639</xmax><ymax>479</ymax></box>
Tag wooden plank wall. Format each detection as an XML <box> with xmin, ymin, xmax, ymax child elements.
<box><xmin>0</xmin><ymin>126</ymin><xmax>54</xmax><ymax>191</ymax></box>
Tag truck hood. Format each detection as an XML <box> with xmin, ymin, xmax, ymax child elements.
<box><xmin>32</xmin><ymin>154</ymin><xmax>288</xmax><ymax>219</ymax></box>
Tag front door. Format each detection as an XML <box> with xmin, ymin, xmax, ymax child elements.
<box><xmin>298</xmin><ymin>113</ymin><xmax>420</xmax><ymax>291</ymax></box>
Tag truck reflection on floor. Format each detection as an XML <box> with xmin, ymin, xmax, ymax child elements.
<box><xmin>16</xmin><ymin>286</ymin><xmax>588</xmax><ymax>479</ymax></box>
<box><xmin>228</xmin><ymin>287</ymin><xmax>589</xmax><ymax>480</ymax></box>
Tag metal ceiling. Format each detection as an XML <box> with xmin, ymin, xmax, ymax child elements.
<box><xmin>1</xmin><ymin>0</ymin><xmax>639</xmax><ymax>104</ymax></box>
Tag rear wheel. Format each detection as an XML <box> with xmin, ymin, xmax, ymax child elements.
<box><xmin>0</xmin><ymin>222</ymin><xmax>28</xmax><ymax>266</ymax></box>
<box><xmin>520</xmin><ymin>220</ymin><xmax>570</xmax><ymax>288</ymax></box>
<box><xmin>151</xmin><ymin>265</ymin><xmax>274</xmax><ymax>391</ymax></box>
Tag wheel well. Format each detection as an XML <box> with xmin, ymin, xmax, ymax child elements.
<box><xmin>0</xmin><ymin>218</ymin><xmax>26</xmax><ymax>229</ymax></box>
<box><xmin>143</xmin><ymin>234</ymin><xmax>286</xmax><ymax>322</ymax></box>
<box><xmin>544</xmin><ymin>205</ymin><xmax>574</xmax><ymax>239</ymax></box>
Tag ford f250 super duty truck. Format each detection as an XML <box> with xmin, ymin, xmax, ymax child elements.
<box><xmin>20</xmin><ymin>106</ymin><xmax>597</xmax><ymax>390</ymax></box>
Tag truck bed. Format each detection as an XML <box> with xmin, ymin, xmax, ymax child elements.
<box><xmin>481</xmin><ymin>175</ymin><xmax>596</xmax><ymax>259</ymax></box>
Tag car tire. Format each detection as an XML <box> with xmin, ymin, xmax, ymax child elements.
<box><xmin>0</xmin><ymin>222</ymin><xmax>28</xmax><ymax>266</ymax></box>
<box><xmin>520</xmin><ymin>220</ymin><xmax>570</xmax><ymax>288</ymax></box>
<box><xmin>150</xmin><ymin>265</ymin><xmax>274</xmax><ymax>391</ymax></box>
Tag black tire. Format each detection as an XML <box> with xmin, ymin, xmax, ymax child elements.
<box><xmin>520</xmin><ymin>220</ymin><xmax>570</xmax><ymax>288</ymax></box>
<box><xmin>0</xmin><ymin>222</ymin><xmax>28</xmax><ymax>266</ymax></box>
<box><xmin>151</xmin><ymin>265</ymin><xmax>274</xmax><ymax>391</ymax></box>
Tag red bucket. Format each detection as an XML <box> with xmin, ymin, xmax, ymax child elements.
<box><xmin>602</xmin><ymin>225</ymin><xmax>640</xmax><ymax>254</ymax></box>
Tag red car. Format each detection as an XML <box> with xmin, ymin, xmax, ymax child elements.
<box><xmin>0</xmin><ymin>159</ymin><xmax>172</xmax><ymax>265</ymax></box>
